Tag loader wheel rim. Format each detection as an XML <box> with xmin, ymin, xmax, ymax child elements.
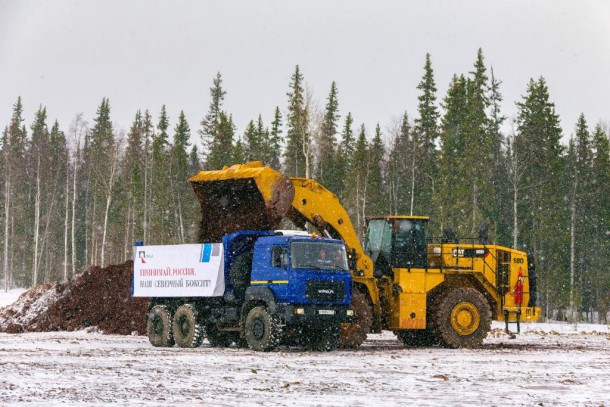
<box><xmin>450</xmin><ymin>302</ymin><xmax>480</xmax><ymax>336</ymax></box>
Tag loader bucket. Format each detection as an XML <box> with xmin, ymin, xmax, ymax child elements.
<box><xmin>188</xmin><ymin>162</ymin><xmax>295</xmax><ymax>242</ymax></box>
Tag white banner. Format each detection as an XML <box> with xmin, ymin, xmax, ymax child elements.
<box><xmin>132</xmin><ymin>243</ymin><xmax>225</xmax><ymax>297</ymax></box>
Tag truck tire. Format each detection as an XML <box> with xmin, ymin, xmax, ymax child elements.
<box><xmin>307</xmin><ymin>325</ymin><xmax>340</xmax><ymax>352</ymax></box>
<box><xmin>244</xmin><ymin>306</ymin><xmax>282</xmax><ymax>352</ymax></box>
<box><xmin>339</xmin><ymin>290</ymin><xmax>372</xmax><ymax>348</ymax></box>
<box><xmin>206</xmin><ymin>323</ymin><xmax>233</xmax><ymax>348</ymax></box>
<box><xmin>147</xmin><ymin>305</ymin><xmax>175</xmax><ymax>347</ymax></box>
<box><xmin>432</xmin><ymin>287</ymin><xmax>491</xmax><ymax>348</ymax></box>
<box><xmin>172</xmin><ymin>304</ymin><xmax>204</xmax><ymax>348</ymax></box>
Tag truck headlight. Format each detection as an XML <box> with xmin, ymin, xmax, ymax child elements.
<box><xmin>346</xmin><ymin>309</ymin><xmax>354</xmax><ymax>317</ymax></box>
<box><xmin>294</xmin><ymin>308</ymin><xmax>305</xmax><ymax>315</ymax></box>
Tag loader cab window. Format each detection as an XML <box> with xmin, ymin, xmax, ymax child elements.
<box><xmin>366</xmin><ymin>218</ymin><xmax>428</xmax><ymax>273</ymax></box>
<box><xmin>365</xmin><ymin>219</ymin><xmax>393</xmax><ymax>277</ymax></box>
<box><xmin>393</xmin><ymin>219</ymin><xmax>427</xmax><ymax>268</ymax></box>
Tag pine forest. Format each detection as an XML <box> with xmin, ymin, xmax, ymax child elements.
<box><xmin>1</xmin><ymin>50</ymin><xmax>609</xmax><ymax>322</ymax></box>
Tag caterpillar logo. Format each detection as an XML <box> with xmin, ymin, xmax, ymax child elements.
<box><xmin>452</xmin><ymin>248</ymin><xmax>489</xmax><ymax>258</ymax></box>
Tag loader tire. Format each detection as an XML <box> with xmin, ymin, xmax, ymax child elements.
<box><xmin>147</xmin><ymin>305</ymin><xmax>175</xmax><ymax>347</ymax></box>
<box><xmin>244</xmin><ymin>306</ymin><xmax>283</xmax><ymax>352</ymax></box>
<box><xmin>339</xmin><ymin>290</ymin><xmax>372</xmax><ymax>348</ymax></box>
<box><xmin>206</xmin><ymin>323</ymin><xmax>233</xmax><ymax>348</ymax></box>
<box><xmin>172</xmin><ymin>304</ymin><xmax>204</xmax><ymax>348</ymax></box>
<box><xmin>432</xmin><ymin>287</ymin><xmax>491</xmax><ymax>348</ymax></box>
<box><xmin>307</xmin><ymin>325</ymin><xmax>340</xmax><ymax>352</ymax></box>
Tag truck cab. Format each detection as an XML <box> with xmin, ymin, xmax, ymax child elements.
<box><xmin>222</xmin><ymin>231</ymin><xmax>353</xmax><ymax>350</ymax></box>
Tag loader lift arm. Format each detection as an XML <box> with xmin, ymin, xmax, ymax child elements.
<box><xmin>188</xmin><ymin>162</ymin><xmax>381</xmax><ymax>343</ymax></box>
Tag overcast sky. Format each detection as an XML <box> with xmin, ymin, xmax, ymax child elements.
<box><xmin>1</xmin><ymin>0</ymin><xmax>609</xmax><ymax>146</ymax></box>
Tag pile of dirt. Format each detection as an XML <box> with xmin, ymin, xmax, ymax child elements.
<box><xmin>0</xmin><ymin>261</ymin><xmax>149</xmax><ymax>335</ymax></box>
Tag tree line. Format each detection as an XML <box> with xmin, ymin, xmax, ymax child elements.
<box><xmin>2</xmin><ymin>49</ymin><xmax>609</xmax><ymax>321</ymax></box>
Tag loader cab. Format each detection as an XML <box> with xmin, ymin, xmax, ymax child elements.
<box><xmin>365</xmin><ymin>216</ymin><xmax>429</xmax><ymax>277</ymax></box>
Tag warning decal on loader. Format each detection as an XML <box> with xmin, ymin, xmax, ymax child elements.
<box><xmin>132</xmin><ymin>243</ymin><xmax>225</xmax><ymax>297</ymax></box>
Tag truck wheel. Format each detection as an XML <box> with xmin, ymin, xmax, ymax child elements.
<box><xmin>339</xmin><ymin>290</ymin><xmax>372</xmax><ymax>348</ymax></box>
<box><xmin>432</xmin><ymin>287</ymin><xmax>491</xmax><ymax>348</ymax></box>
<box><xmin>206</xmin><ymin>323</ymin><xmax>233</xmax><ymax>348</ymax></box>
<box><xmin>172</xmin><ymin>304</ymin><xmax>204</xmax><ymax>348</ymax></box>
<box><xmin>307</xmin><ymin>325</ymin><xmax>340</xmax><ymax>352</ymax></box>
<box><xmin>244</xmin><ymin>306</ymin><xmax>282</xmax><ymax>352</ymax></box>
<box><xmin>395</xmin><ymin>329</ymin><xmax>439</xmax><ymax>347</ymax></box>
<box><xmin>147</xmin><ymin>305</ymin><xmax>175</xmax><ymax>347</ymax></box>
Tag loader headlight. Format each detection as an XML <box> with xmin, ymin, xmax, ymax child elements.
<box><xmin>346</xmin><ymin>309</ymin><xmax>354</xmax><ymax>317</ymax></box>
<box><xmin>294</xmin><ymin>308</ymin><xmax>305</xmax><ymax>315</ymax></box>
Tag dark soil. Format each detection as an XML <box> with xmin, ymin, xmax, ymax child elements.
<box><xmin>0</xmin><ymin>261</ymin><xmax>149</xmax><ymax>335</ymax></box>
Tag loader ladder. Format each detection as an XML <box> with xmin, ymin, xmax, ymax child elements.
<box><xmin>497</xmin><ymin>249</ymin><xmax>521</xmax><ymax>333</ymax></box>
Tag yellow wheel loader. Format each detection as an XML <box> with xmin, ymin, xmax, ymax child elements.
<box><xmin>189</xmin><ymin>162</ymin><xmax>541</xmax><ymax>348</ymax></box>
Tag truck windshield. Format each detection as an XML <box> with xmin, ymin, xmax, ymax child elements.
<box><xmin>290</xmin><ymin>242</ymin><xmax>348</xmax><ymax>271</ymax></box>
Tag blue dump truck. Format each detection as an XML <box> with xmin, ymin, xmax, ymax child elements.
<box><xmin>132</xmin><ymin>230</ymin><xmax>353</xmax><ymax>352</ymax></box>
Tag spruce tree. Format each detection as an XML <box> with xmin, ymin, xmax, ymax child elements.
<box><xmin>189</xmin><ymin>145</ymin><xmax>201</xmax><ymax>174</ymax></box>
<box><xmin>590</xmin><ymin>124</ymin><xmax>610</xmax><ymax>317</ymax></box>
<box><xmin>8</xmin><ymin>99</ymin><xmax>29</xmax><ymax>286</ymax></box>
<box><xmin>567</xmin><ymin>114</ymin><xmax>594</xmax><ymax>317</ymax></box>
<box><xmin>334</xmin><ymin>112</ymin><xmax>354</xmax><ymax>201</ymax></box>
<box><xmin>150</xmin><ymin>105</ymin><xmax>172</xmax><ymax>244</ymax></box>
<box><xmin>515</xmin><ymin>77</ymin><xmax>566</xmax><ymax>315</ymax></box>
<box><xmin>87</xmin><ymin>98</ymin><xmax>119</xmax><ymax>266</ymax></box>
<box><xmin>317</xmin><ymin>81</ymin><xmax>341</xmax><ymax>193</ymax></box>
<box><xmin>413</xmin><ymin>53</ymin><xmax>440</xmax><ymax>217</ymax></box>
<box><xmin>464</xmin><ymin>48</ymin><xmax>494</xmax><ymax>235</ymax></box>
<box><xmin>170</xmin><ymin>111</ymin><xmax>193</xmax><ymax>242</ymax></box>
<box><xmin>29</xmin><ymin>106</ymin><xmax>50</xmax><ymax>286</ymax></box>
<box><xmin>488</xmin><ymin>67</ymin><xmax>511</xmax><ymax>246</ymax></box>
<box><xmin>48</xmin><ymin>121</ymin><xmax>69</xmax><ymax>280</ymax></box>
<box><xmin>232</xmin><ymin>138</ymin><xmax>247</xmax><ymax>164</ymax></box>
<box><xmin>387</xmin><ymin>113</ymin><xmax>413</xmax><ymax>215</ymax></box>
<box><xmin>267</xmin><ymin>107</ymin><xmax>283</xmax><ymax>169</ymax></box>
<box><xmin>367</xmin><ymin>123</ymin><xmax>386</xmax><ymax>215</ymax></box>
<box><xmin>243</xmin><ymin>118</ymin><xmax>265</xmax><ymax>161</ymax></box>
<box><xmin>206</xmin><ymin>112</ymin><xmax>235</xmax><ymax>170</ymax></box>
<box><xmin>141</xmin><ymin>110</ymin><xmax>154</xmax><ymax>244</ymax></box>
<box><xmin>122</xmin><ymin>111</ymin><xmax>145</xmax><ymax>248</ymax></box>
<box><xmin>284</xmin><ymin>65</ymin><xmax>310</xmax><ymax>177</ymax></box>
<box><xmin>200</xmin><ymin>72</ymin><xmax>226</xmax><ymax>168</ymax></box>
<box><xmin>345</xmin><ymin>124</ymin><xmax>369</xmax><ymax>233</ymax></box>
<box><xmin>438</xmin><ymin>74</ymin><xmax>469</xmax><ymax>236</ymax></box>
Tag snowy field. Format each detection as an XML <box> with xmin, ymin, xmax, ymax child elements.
<box><xmin>0</xmin><ymin>318</ymin><xmax>608</xmax><ymax>406</ymax></box>
<box><xmin>1</xmin><ymin>289</ymin><xmax>609</xmax><ymax>406</ymax></box>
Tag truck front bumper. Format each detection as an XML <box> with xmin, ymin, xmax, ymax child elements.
<box><xmin>277</xmin><ymin>304</ymin><xmax>355</xmax><ymax>325</ymax></box>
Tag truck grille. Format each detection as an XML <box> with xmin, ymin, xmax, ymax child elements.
<box><xmin>306</xmin><ymin>280</ymin><xmax>345</xmax><ymax>302</ymax></box>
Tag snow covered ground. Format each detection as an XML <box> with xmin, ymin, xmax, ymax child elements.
<box><xmin>0</xmin><ymin>320</ymin><xmax>608</xmax><ymax>406</ymax></box>
<box><xmin>0</xmin><ymin>288</ymin><xmax>27</xmax><ymax>308</ymax></box>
